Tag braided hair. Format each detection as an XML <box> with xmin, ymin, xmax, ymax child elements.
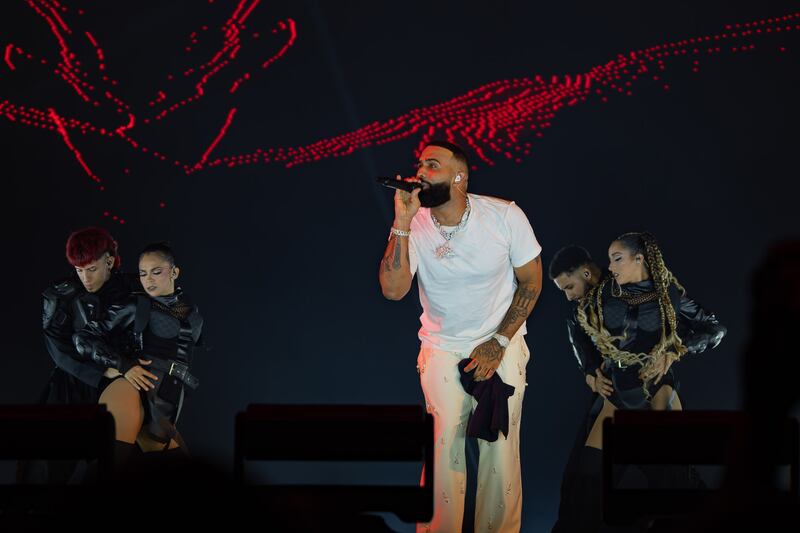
<box><xmin>576</xmin><ymin>232</ymin><xmax>688</xmax><ymax>396</ymax></box>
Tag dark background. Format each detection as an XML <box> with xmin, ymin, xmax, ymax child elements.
<box><xmin>1</xmin><ymin>1</ymin><xmax>799</xmax><ymax>530</ymax></box>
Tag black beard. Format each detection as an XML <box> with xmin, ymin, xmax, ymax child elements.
<box><xmin>418</xmin><ymin>181</ymin><xmax>451</xmax><ymax>208</ymax></box>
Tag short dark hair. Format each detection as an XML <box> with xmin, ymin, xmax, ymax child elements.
<box><xmin>548</xmin><ymin>245</ymin><xmax>593</xmax><ymax>280</ymax></box>
<box><xmin>426</xmin><ymin>139</ymin><xmax>469</xmax><ymax>171</ymax></box>
<box><xmin>139</xmin><ymin>241</ymin><xmax>176</xmax><ymax>266</ymax></box>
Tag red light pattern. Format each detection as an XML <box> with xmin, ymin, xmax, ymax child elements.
<box><xmin>185</xmin><ymin>13</ymin><xmax>800</xmax><ymax>170</ymax></box>
<box><xmin>48</xmin><ymin>106</ymin><xmax>102</xmax><ymax>186</ymax></box>
<box><xmin>1</xmin><ymin>2</ymin><xmax>798</xmax><ymax>223</ymax></box>
<box><xmin>2</xmin><ymin>0</ymin><xmax>297</xmax><ymax>222</ymax></box>
<box><xmin>4</xmin><ymin>43</ymin><xmax>16</xmax><ymax>70</ymax></box>
<box><xmin>102</xmin><ymin>211</ymin><xmax>125</xmax><ymax>225</ymax></box>
<box><xmin>196</xmin><ymin>107</ymin><xmax>237</xmax><ymax>169</ymax></box>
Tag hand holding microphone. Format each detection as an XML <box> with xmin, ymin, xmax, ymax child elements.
<box><xmin>379</xmin><ymin>174</ymin><xmax>422</xmax><ymax>229</ymax></box>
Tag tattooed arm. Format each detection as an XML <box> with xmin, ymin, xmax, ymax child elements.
<box><xmin>379</xmin><ymin>180</ymin><xmax>421</xmax><ymax>300</ymax></box>
<box><xmin>379</xmin><ymin>233</ymin><xmax>413</xmax><ymax>300</ymax></box>
<box><xmin>496</xmin><ymin>256</ymin><xmax>543</xmax><ymax>339</ymax></box>
<box><xmin>465</xmin><ymin>256</ymin><xmax>543</xmax><ymax>380</ymax></box>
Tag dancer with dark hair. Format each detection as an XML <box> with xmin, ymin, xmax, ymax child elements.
<box><xmin>549</xmin><ymin>245</ymin><xmax>610</xmax><ymax>391</ymax></box>
<box><xmin>73</xmin><ymin>242</ymin><xmax>203</xmax><ymax>473</ymax></box>
<box><xmin>549</xmin><ymin>245</ymin><xmax>622</xmax><ymax>532</ymax></box>
<box><xmin>557</xmin><ymin>232</ymin><xmax>727</xmax><ymax>532</ymax></box>
<box><xmin>18</xmin><ymin>227</ymin><xmax>135</xmax><ymax>484</ymax></box>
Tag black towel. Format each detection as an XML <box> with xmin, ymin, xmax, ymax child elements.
<box><xmin>458</xmin><ymin>359</ymin><xmax>516</xmax><ymax>442</ymax></box>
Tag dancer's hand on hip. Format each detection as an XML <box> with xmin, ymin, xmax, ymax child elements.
<box><xmin>464</xmin><ymin>339</ymin><xmax>505</xmax><ymax>381</ymax></box>
<box><xmin>590</xmin><ymin>368</ymin><xmax>614</xmax><ymax>398</ymax></box>
<box><xmin>124</xmin><ymin>359</ymin><xmax>159</xmax><ymax>391</ymax></box>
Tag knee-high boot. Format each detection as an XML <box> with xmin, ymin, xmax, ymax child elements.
<box><xmin>111</xmin><ymin>441</ymin><xmax>140</xmax><ymax>479</ymax></box>
<box><xmin>552</xmin><ymin>446</ymin><xmax>604</xmax><ymax>533</ymax></box>
<box><xmin>80</xmin><ymin>440</ymin><xmax>139</xmax><ymax>482</ymax></box>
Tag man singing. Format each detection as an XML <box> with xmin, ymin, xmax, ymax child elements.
<box><xmin>379</xmin><ymin>140</ymin><xmax>542</xmax><ymax>532</ymax></box>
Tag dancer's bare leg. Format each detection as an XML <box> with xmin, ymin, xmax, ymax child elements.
<box><xmin>584</xmin><ymin>398</ymin><xmax>617</xmax><ymax>450</ymax></box>
<box><xmin>99</xmin><ymin>379</ymin><xmax>143</xmax><ymax>443</ymax></box>
<box><xmin>651</xmin><ymin>385</ymin><xmax>683</xmax><ymax>411</ymax></box>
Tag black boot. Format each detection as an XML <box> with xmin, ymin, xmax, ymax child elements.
<box><xmin>552</xmin><ymin>443</ymin><xmax>586</xmax><ymax>532</ymax></box>
<box><xmin>552</xmin><ymin>446</ymin><xmax>604</xmax><ymax>533</ymax></box>
<box><xmin>135</xmin><ymin>447</ymin><xmax>191</xmax><ymax>479</ymax></box>
<box><xmin>111</xmin><ymin>441</ymin><xmax>140</xmax><ymax>480</ymax></box>
<box><xmin>78</xmin><ymin>442</ymin><xmax>140</xmax><ymax>483</ymax></box>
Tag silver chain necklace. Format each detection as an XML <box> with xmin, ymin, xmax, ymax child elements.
<box><xmin>430</xmin><ymin>197</ymin><xmax>471</xmax><ymax>259</ymax></box>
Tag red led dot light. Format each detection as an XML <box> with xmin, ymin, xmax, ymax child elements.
<box><xmin>2</xmin><ymin>2</ymin><xmax>798</xmax><ymax>223</ymax></box>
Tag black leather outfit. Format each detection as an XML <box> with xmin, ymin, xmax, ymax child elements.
<box><xmin>566</xmin><ymin>304</ymin><xmax>602</xmax><ymax>380</ymax></box>
<box><xmin>17</xmin><ymin>272</ymin><xmax>135</xmax><ymax>484</ymax></box>
<box><xmin>578</xmin><ymin>279</ymin><xmax>726</xmax><ymax>409</ymax></box>
<box><xmin>73</xmin><ymin>289</ymin><xmax>203</xmax><ymax>446</ymax></box>
<box><xmin>551</xmin><ymin>281</ymin><xmax>725</xmax><ymax>532</ymax></box>
<box><xmin>40</xmin><ymin>271</ymin><xmax>136</xmax><ymax>404</ymax></box>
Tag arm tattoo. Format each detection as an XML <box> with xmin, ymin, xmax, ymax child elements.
<box><xmin>381</xmin><ymin>235</ymin><xmax>405</xmax><ymax>272</ymax></box>
<box><xmin>381</xmin><ymin>237</ymin><xmax>396</xmax><ymax>272</ymax></box>
<box><xmin>392</xmin><ymin>236</ymin><xmax>403</xmax><ymax>270</ymax></box>
<box><xmin>497</xmin><ymin>283</ymin><xmax>540</xmax><ymax>333</ymax></box>
<box><xmin>512</xmin><ymin>285</ymin><xmax>538</xmax><ymax>309</ymax></box>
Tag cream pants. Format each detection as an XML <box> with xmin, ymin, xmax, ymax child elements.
<box><xmin>416</xmin><ymin>334</ymin><xmax>530</xmax><ymax>533</ymax></box>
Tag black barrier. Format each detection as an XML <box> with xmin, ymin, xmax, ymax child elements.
<box><xmin>234</xmin><ymin>404</ymin><xmax>434</xmax><ymax>525</ymax></box>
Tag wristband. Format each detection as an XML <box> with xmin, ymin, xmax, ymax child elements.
<box><xmin>492</xmin><ymin>333</ymin><xmax>510</xmax><ymax>349</ymax></box>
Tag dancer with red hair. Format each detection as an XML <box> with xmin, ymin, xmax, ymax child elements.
<box><xmin>18</xmin><ymin>227</ymin><xmax>136</xmax><ymax>483</ymax></box>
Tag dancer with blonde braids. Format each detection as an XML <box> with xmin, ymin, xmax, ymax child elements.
<box><xmin>579</xmin><ymin>232</ymin><xmax>726</xmax><ymax>432</ymax></box>
<box><xmin>554</xmin><ymin>232</ymin><xmax>727</xmax><ymax>533</ymax></box>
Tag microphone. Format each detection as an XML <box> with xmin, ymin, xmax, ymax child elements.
<box><xmin>376</xmin><ymin>176</ymin><xmax>423</xmax><ymax>192</ymax></box>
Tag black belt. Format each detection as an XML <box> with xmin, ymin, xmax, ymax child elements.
<box><xmin>147</xmin><ymin>358</ymin><xmax>199</xmax><ymax>390</ymax></box>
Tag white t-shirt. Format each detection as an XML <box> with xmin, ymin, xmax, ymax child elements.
<box><xmin>408</xmin><ymin>193</ymin><xmax>542</xmax><ymax>353</ymax></box>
